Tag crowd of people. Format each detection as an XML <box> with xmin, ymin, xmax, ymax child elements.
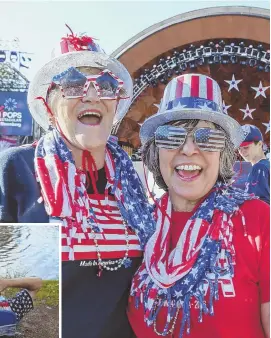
<box><xmin>0</xmin><ymin>26</ymin><xmax>269</xmax><ymax>338</ymax></box>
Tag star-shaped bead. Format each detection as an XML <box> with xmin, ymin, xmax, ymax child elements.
<box><xmin>224</xmin><ymin>74</ymin><xmax>243</xmax><ymax>92</ymax></box>
<box><xmin>123</xmin><ymin>258</ymin><xmax>132</xmax><ymax>268</ymax></box>
<box><xmin>239</xmin><ymin>104</ymin><xmax>256</xmax><ymax>120</ymax></box>
<box><xmin>251</xmin><ymin>81</ymin><xmax>270</xmax><ymax>98</ymax></box>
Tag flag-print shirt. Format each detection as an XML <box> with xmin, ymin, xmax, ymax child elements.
<box><xmin>62</xmin><ymin>167</ymin><xmax>142</xmax><ymax>338</ymax></box>
<box><xmin>128</xmin><ymin>199</ymin><xmax>269</xmax><ymax>338</ymax></box>
<box><xmin>246</xmin><ymin>159</ymin><xmax>270</xmax><ymax>204</ymax></box>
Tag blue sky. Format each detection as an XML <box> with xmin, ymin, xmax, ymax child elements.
<box><xmin>1</xmin><ymin>0</ymin><xmax>269</xmax><ymax>80</ymax></box>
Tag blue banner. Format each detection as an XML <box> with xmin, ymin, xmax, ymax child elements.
<box><xmin>0</xmin><ymin>91</ymin><xmax>33</xmax><ymax>136</ymax></box>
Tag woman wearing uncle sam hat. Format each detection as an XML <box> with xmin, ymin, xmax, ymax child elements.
<box><xmin>127</xmin><ymin>73</ymin><xmax>270</xmax><ymax>338</ymax></box>
<box><xmin>239</xmin><ymin>124</ymin><xmax>270</xmax><ymax>204</ymax></box>
<box><xmin>0</xmin><ymin>25</ymin><xmax>155</xmax><ymax>338</ymax></box>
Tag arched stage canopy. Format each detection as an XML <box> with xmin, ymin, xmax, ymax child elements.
<box><xmin>111</xmin><ymin>6</ymin><xmax>270</xmax><ymax>156</ymax></box>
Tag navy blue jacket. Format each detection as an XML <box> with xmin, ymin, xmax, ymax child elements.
<box><xmin>246</xmin><ymin>159</ymin><xmax>270</xmax><ymax>204</ymax></box>
<box><xmin>0</xmin><ymin>145</ymin><xmax>48</xmax><ymax>222</ymax></box>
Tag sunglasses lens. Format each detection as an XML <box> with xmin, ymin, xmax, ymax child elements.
<box><xmin>96</xmin><ymin>73</ymin><xmax>120</xmax><ymax>98</ymax></box>
<box><xmin>194</xmin><ymin>128</ymin><xmax>225</xmax><ymax>151</ymax></box>
<box><xmin>155</xmin><ymin>125</ymin><xmax>187</xmax><ymax>149</ymax></box>
<box><xmin>63</xmin><ymin>83</ymin><xmax>85</xmax><ymax>98</ymax></box>
<box><xmin>53</xmin><ymin>67</ymin><xmax>87</xmax><ymax>98</ymax></box>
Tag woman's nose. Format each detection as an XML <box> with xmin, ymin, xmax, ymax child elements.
<box><xmin>180</xmin><ymin>135</ymin><xmax>199</xmax><ymax>156</ymax></box>
<box><xmin>81</xmin><ymin>85</ymin><xmax>100</xmax><ymax>103</ymax></box>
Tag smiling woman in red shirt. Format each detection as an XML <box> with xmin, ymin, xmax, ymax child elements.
<box><xmin>127</xmin><ymin>73</ymin><xmax>270</xmax><ymax>338</ymax></box>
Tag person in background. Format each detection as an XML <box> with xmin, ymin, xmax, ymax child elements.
<box><xmin>238</xmin><ymin>124</ymin><xmax>270</xmax><ymax>204</ymax></box>
<box><xmin>0</xmin><ymin>277</ymin><xmax>42</xmax><ymax>330</ymax></box>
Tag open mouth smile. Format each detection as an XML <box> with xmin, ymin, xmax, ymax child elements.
<box><xmin>175</xmin><ymin>164</ymin><xmax>203</xmax><ymax>181</ymax></box>
<box><xmin>77</xmin><ymin>110</ymin><xmax>102</xmax><ymax>126</ymax></box>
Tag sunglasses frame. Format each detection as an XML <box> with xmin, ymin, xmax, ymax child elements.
<box><xmin>51</xmin><ymin>67</ymin><xmax>129</xmax><ymax>100</ymax></box>
<box><xmin>155</xmin><ymin>125</ymin><xmax>226</xmax><ymax>152</ymax></box>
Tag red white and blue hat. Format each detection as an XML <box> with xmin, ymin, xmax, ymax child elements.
<box><xmin>240</xmin><ymin>124</ymin><xmax>263</xmax><ymax>147</ymax></box>
<box><xmin>27</xmin><ymin>25</ymin><xmax>133</xmax><ymax>131</ymax></box>
<box><xmin>140</xmin><ymin>73</ymin><xmax>244</xmax><ymax>148</ymax></box>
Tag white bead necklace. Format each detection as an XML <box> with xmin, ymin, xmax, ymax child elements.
<box><xmin>89</xmin><ymin>217</ymin><xmax>130</xmax><ymax>277</ymax></box>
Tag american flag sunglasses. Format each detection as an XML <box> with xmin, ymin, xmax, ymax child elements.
<box><xmin>50</xmin><ymin>67</ymin><xmax>129</xmax><ymax>100</ymax></box>
<box><xmin>155</xmin><ymin>125</ymin><xmax>226</xmax><ymax>152</ymax></box>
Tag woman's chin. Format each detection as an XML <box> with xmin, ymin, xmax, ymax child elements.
<box><xmin>169</xmin><ymin>181</ymin><xmax>209</xmax><ymax>203</ymax></box>
<box><xmin>172</xmin><ymin>190</ymin><xmax>204</xmax><ymax>203</ymax></box>
<box><xmin>74</xmin><ymin>135</ymin><xmax>107</xmax><ymax>151</ymax></box>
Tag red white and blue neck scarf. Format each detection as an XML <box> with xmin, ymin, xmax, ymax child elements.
<box><xmin>130</xmin><ymin>183</ymin><xmax>254</xmax><ymax>337</ymax></box>
<box><xmin>34</xmin><ymin>128</ymin><xmax>155</xmax><ymax>260</ymax></box>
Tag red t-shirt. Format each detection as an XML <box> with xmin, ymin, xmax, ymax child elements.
<box><xmin>128</xmin><ymin>199</ymin><xmax>270</xmax><ymax>338</ymax></box>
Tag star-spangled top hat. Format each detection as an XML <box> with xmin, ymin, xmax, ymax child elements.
<box><xmin>27</xmin><ymin>25</ymin><xmax>133</xmax><ymax>131</ymax></box>
<box><xmin>240</xmin><ymin>124</ymin><xmax>263</xmax><ymax>147</ymax></box>
<box><xmin>140</xmin><ymin>73</ymin><xmax>244</xmax><ymax>148</ymax></box>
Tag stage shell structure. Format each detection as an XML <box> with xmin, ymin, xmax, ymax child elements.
<box><xmin>111</xmin><ymin>6</ymin><xmax>270</xmax><ymax>165</ymax></box>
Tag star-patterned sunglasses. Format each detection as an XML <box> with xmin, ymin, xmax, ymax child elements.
<box><xmin>50</xmin><ymin>67</ymin><xmax>129</xmax><ymax>100</ymax></box>
<box><xmin>155</xmin><ymin>125</ymin><xmax>226</xmax><ymax>152</ymax></box>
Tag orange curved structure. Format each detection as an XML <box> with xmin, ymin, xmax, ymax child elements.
<box><xmin>111</xmin><ymin>6</ymin><xmax>270</xmax><ymax>152</ymax></box>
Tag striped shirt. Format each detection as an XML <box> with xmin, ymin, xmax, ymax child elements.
<box><xmin>62</xmin><ymin>194</ymin><xmax>142</xmax><ymax>261</ymax></box>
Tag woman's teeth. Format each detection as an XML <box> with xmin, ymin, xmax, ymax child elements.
<box><xmin>175</xmin><ymin>165</ymin><xmax>202</xmax><ymax>171</ymax></box>
<box><xmin>78</xmin><ymin>112</ymin><xmax>101</xmax><ymax>119</ymax></box>
<box><xmin>78</xmin><ymin>112</ymin><xmax>102</xmax><ymax>125</ymax></box>
<box><xmin>175</xmin><ymin>164</ymin><xmax>202</xmax><ymax>180</ymax></box>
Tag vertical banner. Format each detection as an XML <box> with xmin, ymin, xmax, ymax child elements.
<box><xmin>0</xmin><ymin>91</ymin><xmax>33</xmax><ymax>136</ymax></box>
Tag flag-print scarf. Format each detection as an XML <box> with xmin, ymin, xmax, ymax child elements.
<box><xmin>34</xmin><ymin>128</ymin><xmax>155</xmax><ymax>259</ymax></box>
<box><xmin>130</xmin><ymin>182</ymin><xmax>255</xmax><ymax>337</ymax></box>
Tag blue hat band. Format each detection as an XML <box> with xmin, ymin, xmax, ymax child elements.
<box><xmin>165</xmin><ymin>97</ymin><xmax>220</xmax><ymax>113</ymax></box>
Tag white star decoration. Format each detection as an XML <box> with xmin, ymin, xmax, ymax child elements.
<box><xmin>251</xmin><ymin>81</ymin><xmax>270</xmax><ymax>98</ymax></box>
<box><xmin>174</xmin><ymin>101</ymin><xmax>187</xmax><ymax>109</ymax></box>
<box><xmin>224</xmin><ymin>74</ymin><xmax>243</xmax><ymax>92</ymax></box>
<box><xmin>174</xmin><ymin>290</ymin><xmax>184</xmax><ymax>298</ymax></box>
<box><xmin>262</xmin><ymin>122</ymin><xmax>270</xmax><ymax>134</ymax></box>
<box><xmin>239</xmin><ymin>104</ymin><xmax>256</xmax><ymax>120</ymax></box>
<box><xmin>198</xmin><ymin>102</ymin><xmax>213</xmax><ymax>111</ymax></box>
<box><xmin>222</xmin><ymin>100</ymin><xmax>231</xmax><ymax>115</ymax></box>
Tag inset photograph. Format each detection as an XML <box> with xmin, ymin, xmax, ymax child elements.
<box><xmin>0</xmin><ymin>224</ymin><xmax>59</xmax><ymax>338</ymax></box>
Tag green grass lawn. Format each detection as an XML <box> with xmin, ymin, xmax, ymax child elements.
<box><xmin>3</xmin><ymin>280</ymin><xmax>59</xmax><ymax>307</ymax></box>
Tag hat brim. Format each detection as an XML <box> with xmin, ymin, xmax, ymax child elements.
<box><xmin>239</xmin><ymin>141</ymin><xmax>254</xmax><ymax>147</ymax></box>
<box><xmin>27</xmin><ymin>51</ymin><xmax>133</xmax><ymax>131</ymax></box>
<box><xmin>139</xmin><ymin>108</ymin><xmax>245</xmax><ymax>149</ymax></box>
